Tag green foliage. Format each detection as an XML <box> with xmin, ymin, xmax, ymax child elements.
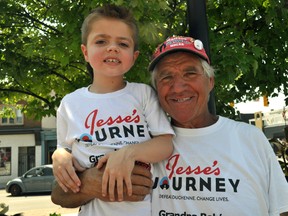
<box><xmin>49</xmin><ymin>213</ymin><xmax>61</xmax><ymax>216</ymax></box>
<box><xmin>0</xmin><ymin>203</ymin><xmax>9</xmax><ymax>215</ymax></box>
<box><xmin>0</xmin><ymin>0</ymin><xmax>287</xmax><ymax>119</ymax></box>
<box><xmin>0</xmin><ymin>203</ymin><xmax>22</xmax><ymax>215</ymax></box>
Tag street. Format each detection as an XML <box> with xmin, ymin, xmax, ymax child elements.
<box><xmin>0</xmin><ymin>189</ymin><xmax>78</xmax><ymax>216</ymax></box>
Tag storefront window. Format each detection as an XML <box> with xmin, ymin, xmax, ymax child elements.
<box><xmin>0</xmin><ymin>147</ymin><xmax>11</xmax><ymax>176</ymax></box>
<box><xmin>0</xmin><ymin>105</ymin><xmax>24</xmax><ymax>125</ymax></box>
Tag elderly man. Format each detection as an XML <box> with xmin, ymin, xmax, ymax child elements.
<box><xmin>52</xmin><ymin>36</ymin><xmax>288</xmax><ymax>216</ymax></box>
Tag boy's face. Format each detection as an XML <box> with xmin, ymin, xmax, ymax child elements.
<box><xmin>81</xmin><ymin>18</ymin><xmax>139</xmax><ymax>79</ymax></box>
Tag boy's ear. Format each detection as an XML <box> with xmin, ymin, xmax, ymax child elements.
<box><xmin>81</xmin><ymin>44</ymin><xmax>89</xmax><ymax>62</ymax></box>
<box><xmin>133</xmin><ymin>50</ymin><xmax>140</xmax><ymax>62</ymax></box>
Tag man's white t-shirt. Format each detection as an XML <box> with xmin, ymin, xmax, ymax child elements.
<box><xmin>152</xmin><ymin>116</ymin><xmax>288</xmax><ymax>216</ymax></box>
<box><xmin>57</xmin><ymin>82</ymin><xmax>174</xmax><ymax>216</ymax></box>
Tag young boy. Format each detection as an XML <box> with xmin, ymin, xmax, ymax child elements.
<box><xmin>52</xmin><ymin>4</ymin><xmax>174</xmax><ymax>216</ymax></box>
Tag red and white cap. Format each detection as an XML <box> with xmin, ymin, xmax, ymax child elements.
<box><xmin>148</xmin><ymin>36</ymin><xmax>210</xmax><ymax>71</ymax></box>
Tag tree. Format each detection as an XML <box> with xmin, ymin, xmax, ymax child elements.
<box><xmin>209</xmin><ymin>0</ymin><xmax>288</xmax><ymax>117</ymax></box>
<box><xmin>0</xmin><ymin>0</ymin><xmax>287</xmax><ymax>119</ymax></box>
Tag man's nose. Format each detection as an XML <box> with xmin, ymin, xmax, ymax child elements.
<box><xmin>170</xmin><ymin>75</ymin><xmax>187</xmax><ymax>92</ymax></box>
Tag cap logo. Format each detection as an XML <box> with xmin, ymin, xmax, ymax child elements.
<box><xmin>165</xmin><ymin>37</ymin><xmax>194</xmax><ymax>49</ymax></box>
<box><xmin>159</xmin><ymin>43</ymin><xmax>167</xmax><ymax>53</ymax></box>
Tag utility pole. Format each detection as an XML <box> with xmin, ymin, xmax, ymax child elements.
<box><xmin>187</xmin><ymin>0</ymin><xmax>216</xmax><ymax>114</ymax></box>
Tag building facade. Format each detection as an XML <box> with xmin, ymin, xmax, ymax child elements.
<box><xmin>0</xmin><ymin>106</ymin><xmax>56</xmax><ymax>186</ymax></box>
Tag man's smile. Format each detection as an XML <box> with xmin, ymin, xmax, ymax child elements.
<box><xmin>171</xmin><ymin>97</ymin><xmax>192</xmax><ymax>103</ymax></box>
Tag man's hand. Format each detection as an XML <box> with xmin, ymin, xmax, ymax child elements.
<box><xmin>123</xmin><ymin>163</ymin><xmax>153</xmax><ymax>201</ymax></box>
<box><xmin>51</xmin><ymin>164</ymin><xmax>153</xmax><ymax>208</ymax></box>
<box><xmin>81</xmin><ymin>164</ymin><xmax>153</xmax><ymax>201</ymax></box>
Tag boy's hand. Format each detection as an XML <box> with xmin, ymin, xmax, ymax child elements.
<box><xmin>52</xmin><ymin>148</ymin><xmax>84</xmax><ymax>193</ymax></box>
<box><xmin>96</xmin><ymin>147</ymin><xmax>135</xmax><ymax>201</ymax></box>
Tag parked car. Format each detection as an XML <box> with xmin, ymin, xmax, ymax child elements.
<box><xmin>5</xmin><ymin>164</ymin><xmax>55</xmax><ymax>196</ymax></box>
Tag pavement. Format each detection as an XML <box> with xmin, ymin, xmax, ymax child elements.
<box><xmin>18</xmin><ymin>208</ymin><xmax>79</xmax><ymax>216</ymax></box>
<box><xmin>4</xmin><ymin>204</ymin><xmax>79</xmax><ymax>216</ymax></box>
<box><xmin>15</xmin><ymin>208</ymin><xmax>79</xmax><ymax>216</ymax></box>
<box><xmin>5</xmin><ymin>204</ymin><xmax>79</xmax><ymax>216</ymax></box>
<box><xmin>0</xmin><ymin>184</ymin><xmax>78</xmax><ymax>216</ymax></box>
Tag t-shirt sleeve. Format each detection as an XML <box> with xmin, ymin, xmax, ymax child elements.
<box><xmin>56</xmin><ymin>99</ymin><xmax>71</xmax><ymax>149</ymax></box>
<box><xmin>141</xmin><ymin>84</ymin><xmax>175</xmax><ymax>137</ymax></box>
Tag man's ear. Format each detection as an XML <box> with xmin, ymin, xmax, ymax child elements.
<box><xmin>209</xmin><ymin>76</ymin><xmax>215</xmax><ymax>91</ymax></box>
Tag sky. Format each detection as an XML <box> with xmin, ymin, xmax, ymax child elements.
<box><xmin>235</xmin><ymin>92</ymin><xmax>287</xmax><ymax>114</ymax></box>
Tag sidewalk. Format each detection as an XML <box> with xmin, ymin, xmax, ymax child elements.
<box><xmin>9</xmin><ymin>207</ymin><xmax>78</xmax><ymax>216</ymax></box>
<box><xmin>0</xmin><ymin>184</ymin><xmax>79</xmax><ymax>216</ymax></box>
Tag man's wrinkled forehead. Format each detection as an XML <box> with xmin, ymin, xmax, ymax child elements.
<box><xmin>156</xmin><ymin>52</ymin><xmax>202</xmax><ymax>70</ymax></box>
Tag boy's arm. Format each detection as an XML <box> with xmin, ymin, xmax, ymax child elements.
<box><xmin>51</xmin><ymin>164</ymin><xmax>153</xmax><ymax>208</ymax></box>
<box><xmin>125</xmin><ymin>134</ymin><xmax>174</xmax><ymax>163</ymax></box>
<box><xmin>98</xmin><ymin>134</ymin><xmax>173</xmax><ymax>168</ymax></box>
<box><xmin>97</xmin><ymin>134</ymin><xmax>173</xmax><ymax>201</ymax></box>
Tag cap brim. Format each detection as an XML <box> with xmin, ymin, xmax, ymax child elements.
<box><xmin>148</xmin><ymin>48</ymin><xmax>209</xmax><ymax>72</ymax></box>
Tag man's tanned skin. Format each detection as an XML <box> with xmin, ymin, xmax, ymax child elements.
<box><xmin>51</xmin><ymin>165</ymin><xmax>153</xmax><ymax>208</ymax></box>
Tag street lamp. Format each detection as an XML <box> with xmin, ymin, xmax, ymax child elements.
<box><xmin>187</xmin><ymin>0</ymin><xmax>216</xmax><ymax>114</ymax></box>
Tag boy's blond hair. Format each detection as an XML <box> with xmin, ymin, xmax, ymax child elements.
<box><xmin>81</xmin><ymin>4</ymin><xmax>139</xmax><ymax>51</ymax></box>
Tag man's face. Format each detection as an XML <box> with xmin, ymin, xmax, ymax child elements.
<box><xmin>155</xmin><ymin>52</ymin><xmax>214</xmax><ymax>128</ymax></box>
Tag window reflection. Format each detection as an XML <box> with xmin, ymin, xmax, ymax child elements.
<box><xmin>0</xmin><ymin>147</ymin><xmax>11</xmax><ymax>176</ymax></box>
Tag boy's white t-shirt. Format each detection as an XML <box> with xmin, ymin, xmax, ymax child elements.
<box><xmin>57</xmin><ymin>82</ymin><xmax>174</xmax><ymax>216</ymax></box>
<box><xmin>152</xmin><ymin>116</ymin><xmax>288</xmax><ymax>216</ymax></box>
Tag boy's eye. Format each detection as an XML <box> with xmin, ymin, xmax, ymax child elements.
<box><xmin>95</xmin><ymin>40</ymin><xmax>106</xmax><ymax>45</ymax></box>
<box><xmin>119</xmin><ymin>42</ymin><xmax>129</xmax><ymax>48</ymax></box>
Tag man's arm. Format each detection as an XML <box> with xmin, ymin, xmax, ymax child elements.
<box><xmin>51</xmin><ymin>165</ymin><xmax>153</xmax><ymax>208</ymax></box>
